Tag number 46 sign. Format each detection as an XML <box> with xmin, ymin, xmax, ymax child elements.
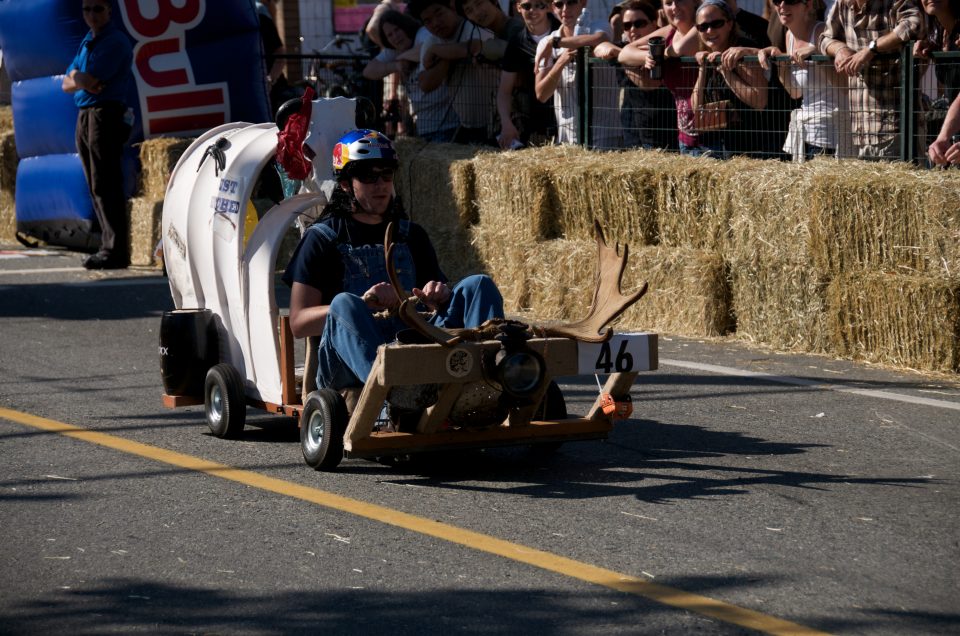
<box><xmin>576</xmin><ymin>333</ymin><xmax>658</xmax><ymax>375</ymax></box>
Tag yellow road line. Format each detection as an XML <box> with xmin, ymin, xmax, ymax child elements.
<box><xmin>1</xmin><ymin>406</ymin><xmax>829</xmax><ymax>636</ymax></box>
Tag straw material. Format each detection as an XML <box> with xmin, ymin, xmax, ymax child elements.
<box><xmin>725</xmin><ymin>158</ymin><xmax>829</xmax><ymax>351</ymax></box>
<box><xmin>0</xmin><ymin>190</ymin><xmax>15</xmax><ymax>245</ymax></box>
<box><xmin>826</xmin><ymin>271</ymin><xmax>960</xmax><ymax>372</ymax></box>
<box><xmin>0</xmin><ymin>131</ymin><xmax>17</xmax><ymax>195</ymax></box>
<box><xmin>394</xmin><ymin>140</ymin><xmax>488</xmax><ymax>282</ymax></box>
<box><xmin>473</xmin><ymin>150</ymin><xmax>557</xmax><ymax>243</ymax></box>
<box><xmin>129</xmin><ymin>197</ymin><xmax>163</xmax><ymax>267</ymax></box>
<box><xmin>652</xmin><ymin>152</ymin><xmax>735</xmax><ymax>250</ymax></box>
<box><xmin>473</xmin><ymin>229</ymin><xmax>730</xmax><ymax>337</ymax></box>
<box><xmin>138</xmin><ymin>136</ymin><xmax>194</xmax><ymax>199</ymax></box>
<box><xmin>0</xmin><ymin>106</ymin><xmax>12</xmax><ymax>134</ymax></box>
<box><xmin>545</xmin><ymin>148</ymin><xmax>660</xmax><ymax>246</ymax></box>
<box><xmin>808</xmin><ymin>160</ymin><xmax>960</xmax><ymax>276</ymax></box>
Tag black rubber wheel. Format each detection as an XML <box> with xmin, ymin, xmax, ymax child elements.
<box><xmin>530</xmin><ymin>381</ymin><xmax>567</xmax><ymax>455</ymax></box>
<box><xmin>300</xmin><ymin>389</ymin><xmax>348</xmax><ymax>471</ymax></box>
<box><xmin>204</xmin><ymin>363</ymin><xmax>246</xmax><ymax>439</ymax></box>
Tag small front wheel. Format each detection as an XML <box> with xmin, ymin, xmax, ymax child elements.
<box><xmin>300</xmin><ymin>389</ymin><xmax>347</xmax><ymax>471</ymax></box>
<box><xmin>204</xmin><ymin>363</ymin><xmax>246</xmax><ymax>439</ymax></box>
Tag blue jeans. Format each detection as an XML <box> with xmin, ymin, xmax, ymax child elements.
<box><xmin>679</xmin><ymin>140</ymin><xmax>726</xmax><ymax>159</ymax></box>
<box><xmin>316</xmin><ymin>274</ymin><xmax>505</xmax><ymax>390</ymax></box>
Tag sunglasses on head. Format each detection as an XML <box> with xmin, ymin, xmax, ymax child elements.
<box><xmin>552</xmin><ymin>0</ymin><xmax>580</xmax><ymax>8</ymax></box>
<box><xmin>772</xmin><ymin>0</ymin><xmax>806</xmax><ymax>5</ymax></box>
<box><xmin>622</xmin><ymin>18</ymin><xmax>651</xmax><ymax>29</ymax></box>
<box><xmin>519</xmin><ymin>1</ymin><xmax>548</xmax><ymax>9</ymax></box>
<box><xmin>82</xmin><ymin>4</ymin><xmax>107</xmax><ymax>13</ymax></box>
<box><xmin>354</xmin><ymin>168</ymin><xmax>396</xmax><ymax>184</ymax></box>
<box><xmin>696</xmin><ymin>18</ymin><xmax>727</xmax><ymax>32</ymax></box>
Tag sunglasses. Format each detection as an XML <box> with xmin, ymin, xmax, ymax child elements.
<box><xmin>622</xmin><ymin>18</ymin><xmax>651</xmax><ymax>29</ymax></box>
<box><xmin>354</xmin><ymin>168</ymin><xmax>396</xmax><ymax>184</ymax></box>
<box><xmin>696</xmin><ymin>18</ymin><xmax>727</xmax><ymax>32</ymax></box>
<box><xmin>772</xmin><ymin>0</ymin><xmax>806</xmax><ymax>5</ymax></box>
<box><xmin>82</xmin><ymin>5</ymin><xmax>107</xmax><ymax>13</ymax></box>
<box><xmin>519</xmin><ymin>1</ymin><xmax>548</xmax><ymax>9</ymax></box>
<box><xmin>552</xmin><ymin>0</ymin><xmax>580</xmax><ymax>8</ymax></box>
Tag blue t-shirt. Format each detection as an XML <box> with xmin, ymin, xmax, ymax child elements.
<box><xmin>282</xmin><ymin>215</ymin><xmax>446</xmax><ymax>304</ymax></box>
<box><xmin>66</xmin><ymin>22</ymin><xmax>134</xmax><ymax>108</ymax></box>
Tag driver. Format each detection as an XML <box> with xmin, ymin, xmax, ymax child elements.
<box><xmin>283</xmin><ymin>129</ymin><xmax>504</xmax><ymax>391</ymax></box>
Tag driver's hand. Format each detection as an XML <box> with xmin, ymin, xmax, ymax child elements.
<box><xmin>363</xmin><ymin>281</ymin><xmax>400</xmax><ymax>311</ymax></box>
<box><xmin>413</xmin><ymin>281</ymin><xmax>451</xmax><ymax>311</ymax></box>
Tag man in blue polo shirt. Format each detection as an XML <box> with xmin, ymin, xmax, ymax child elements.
<box><xmin>62</xmin><ymin>0</ymin><xmax>134</xmax><ymax>269</ymax></box>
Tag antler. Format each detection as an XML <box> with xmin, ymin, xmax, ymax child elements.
<box><xmin>535</xmin><ymin>220</ymin><xmax>647</xmax><ymax>343</ymax></box>
<box><xmin>383</xmin><ymin>222</ymin><xmax>465</xmax><ymax>346</ymax></box>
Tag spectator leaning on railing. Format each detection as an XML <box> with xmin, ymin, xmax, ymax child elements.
<box><xmin>619</xmin><ymin>0</ymin><xmax>708</xmax><ymax>154</ymax></box>
<box><xmin>759</xmin><ymin>0</ymin><xmax>848</xmax><ymax>158</ymax></box>
<box><xmin>497</xmin><ymin>0</ymin><xmax>561</xmax><ymax>148</ymax></box>
<box><xmin>593</xmin><ymin>0</ymin><xmax>679</xmax><ymax>148</ymax></box>
<box><xmin>913</xmin><ymin>0</ymin><xmax>959</xmax><ymax>102</ymax></box>
<box><xmin>928</xmin><ymin>90</ymin><xmax>960</xmax><ymax>164</ymax></box>
<box><xmin>818</xmin><ymin>0</ymin><xmax>924</xmax><ymax>159</ymax></box>
<box><xmin>535</xmin><ymin>0</ymin><xmax>623</xmax><ymax>148</ymax></box>
<box><xmin>409</xmin><ymin>0</ymin><xmax>501</xmax><ymax>145</ymax></box>
<box><xmin>691</xmin><ymin>0</ymin><xmax>768</xmax><ymax>158</ymax></box>
<box><xmin>363</xmin><ymin>10</ymin><xmax>462</xmax><ymax>142</ymax></box>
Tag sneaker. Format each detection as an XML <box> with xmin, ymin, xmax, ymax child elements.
<box><xmin>83</xmin><ymin>251</ymin><xmax>129</xmax><ymax>270</ymax></box>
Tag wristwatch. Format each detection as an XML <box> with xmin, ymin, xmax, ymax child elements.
<box><xmin>867</xmin><ymin>39</ymin><xmax>879</xmax><ymax>54</ymax></box>
<box><xmin>552</xmin><ymin>34</ymin><xmax>562</xmax><ymax>49</ymax></box>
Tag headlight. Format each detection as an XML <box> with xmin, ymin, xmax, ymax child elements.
<box><xmin>493</xmin><ymin>349</ymin><xmax>546</xmax><ymax>400</ymax></box>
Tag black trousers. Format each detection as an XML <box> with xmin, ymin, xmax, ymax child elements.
<box><xmin>76</xmin><ymin>103</ymin><xmax>129</xmax><ymax>257</ymax></box>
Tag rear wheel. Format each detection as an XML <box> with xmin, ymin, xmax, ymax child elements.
<box><xmin>204</xmin><ymin>363</ymin><xmax>246</xmax><ymax>439</ymax></box>
<box><xmin>300</xmin><ymin>389</ymin><xmax>347</xmax><ymax>471</ymax></box>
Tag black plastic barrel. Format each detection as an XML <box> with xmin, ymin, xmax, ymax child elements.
<box><xmin>159</xmin><ymin>309</ymin><xmax>218</xmax><ymax>396</ymax></box>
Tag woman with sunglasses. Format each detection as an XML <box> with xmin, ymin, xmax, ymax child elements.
<box><xmin>497</xmin><ymin>0</ymin><xmax>561</xmax><ymax>148</ymax></box>
<box><xmin>690</xmin><ymin>0</ymin><xmax>768</xmax><ymax>158</ymax></box>
<box><xmin>594</xmin><ymin>0</ymin><xmax>679</xmax><ymax>148</ymax></box>
<box><xmin>757</xmin><ymin>0</ymin><xmax>843</xmax><ymax>159</ymax></box>
<box><xmin>284</xmin><ymin>130</ymin><xmax>504</xmax><ymax>394</ymax></box>
<box><xmin>619</xmin><ymin>0</ymin><xmax>714</xmax><ymax>154</ymax></box>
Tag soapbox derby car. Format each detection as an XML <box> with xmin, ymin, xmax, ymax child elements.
<box><xmin>157</xmin><ymin>96</ymin><xmax>658</xmax><ymax>470</ymax></box>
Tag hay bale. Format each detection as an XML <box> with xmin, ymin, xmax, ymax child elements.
<box><xmin>652</xmin><ymin>153</ymin><xmax>735</xmax><ymax>250</ymax></box>
<box><xmin>473</xmin><ymin>150</ymin><xmax>557</xmax><ymax>243</ymax></box>
<box><xmin>486</xmin><ymin>234</ymin><xmax>731</xmax><ymax>337</ymax></box>
<box><xmin>725</xmin><ymin>158</ymin><xmax>829</xmax><ymax>352</ymax></box>
<box><xmin>0</xmin><ymin>131</ymin><xmax>17</xmax><ymax>195</ymax></box>
<box><xmin>808</xmin><ymin>160</ymin><xmax>960</xmax><ymax>276</ymax></box>
<box><xmin>544</xmin><ymin>148</ymin><xmax>660</xmax><ymax>246</ymax></box>
<box><xmin>393</xmin><ymin>141</ymin><xmax>488</xmax><ymax>282</ymax></box>
<box><xmin>469</xmin><ymin>221</ymin><xmax>529</xmax><ymax>310</ymax></box>
<box><xmin>0</xmin><ymin>190</ymin><xmax>15</xmax><ymax>245</ymax></box>
<box><xmin>0</xmin><ymin>105</ymin><xmax>12</xmax><ymax>134</ymax></box>
<box><xmin>129</xmin><ymin>196</ymin><xmax>163</xmax><ymax>267</ymax></box>
<box><xmin>138</xmin><ymin>136</ymin><xmax>194</xmax><ymax>199</ymax></box>
<box><xmin>826</xmin><ymin>271</ymin><xmax>960</xmax><ymax>372</ymax></box>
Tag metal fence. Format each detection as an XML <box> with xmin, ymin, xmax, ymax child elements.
<box><xmin>278</xmin><ymin>48</ymin><xmax>959</xmax><ymax>166</ymax></box>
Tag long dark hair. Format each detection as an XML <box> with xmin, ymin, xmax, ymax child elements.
<box><xmin>378</xmin><ymin>10</ymin><xmax>422</xmax><ymax>50</ymax></box>
<box><xmin>316</xmin><ymin>169</ymin><xmax>409</xmax><ymax>223</ymax></box>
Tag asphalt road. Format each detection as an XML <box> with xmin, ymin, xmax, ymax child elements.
<box><xmin>0</xmin><ymin>246</ymin><xmax>958</xmax><ymax>635</ymax></box>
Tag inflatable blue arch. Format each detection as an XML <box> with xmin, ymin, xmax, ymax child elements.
<box><xmin>0</xmin><ymin>0</ymin><xmax>271</xmax><ymax>250</ymax></box>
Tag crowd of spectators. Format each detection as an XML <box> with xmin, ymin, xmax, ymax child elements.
<box><xmin>354</xmin><ymin>0</ymin><xmax>960</xmax><ymax>164</ymax></box>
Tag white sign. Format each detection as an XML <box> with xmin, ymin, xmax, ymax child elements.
<box><xmin>577</xmin><ymin>333</ymin><xmax>657</xmax><ymax>375</ymax></box>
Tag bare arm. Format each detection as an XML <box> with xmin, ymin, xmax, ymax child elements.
<box><xmin>723</xmin><ymin>62</ymin><xmax>767</xmax><ymax>110</ymax></box>
<box><xmin>496</xmin><ymin>71</ymin><xmax>520</xmax><ymax>148</ymax></box>
<box><xmin>535</xmin><ymin>47</ymin><xmax>575</xmax><ymax>102</ymax></box>
<box><xmin>363</xmin><ymin>58</ymin><xmax>403</xmax><ymax>80</ymax></box>
<box><xmin>289</xmin><ymin>282</ymin><xmax>329</xmax><ymax>338</ymax></box>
